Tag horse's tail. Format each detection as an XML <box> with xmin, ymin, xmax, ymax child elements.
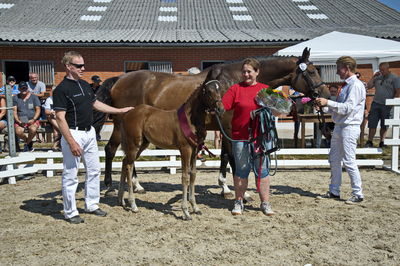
<box><xmin>92</xmin><ymin>76</ymin><xmax>120</xmax><ymax>136</ymax></box>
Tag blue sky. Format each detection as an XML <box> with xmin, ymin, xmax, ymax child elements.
<box><xmin>378</xmin><ymin>0</ymin><xmax>400</xmax><ymax>11</ymax></box>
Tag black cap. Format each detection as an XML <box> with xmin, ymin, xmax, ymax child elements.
<box><xmin>91</xmin><ymin>75</ymin><xmax>102</xmax><ymax>83</ymax></box>
<box><xmin>6</xmin><ymin>76</ymin><xmax>16</xmax><ymax>82</ymax></box>
<box><xmin>18</xmin><ymin>81</ymin><xmax>28</xmax><ymax>88</ymax></box>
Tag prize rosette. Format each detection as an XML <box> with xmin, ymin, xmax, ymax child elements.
<box><xmin>255</xmin><ymin>88</ymin><xmax>292</xmax><ymax>115</ymax></box>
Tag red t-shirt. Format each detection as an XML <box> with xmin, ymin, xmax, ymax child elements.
<box><xmin>222</xmin><ymin>82</ymin><xmax>269</xmax><ymax>140</ymax></box>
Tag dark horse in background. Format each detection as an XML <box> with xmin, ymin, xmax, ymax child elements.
<box><xmin>93</xmin><ymin>48</ymin><xmax>330</xmax><ymax>195</ymax></box>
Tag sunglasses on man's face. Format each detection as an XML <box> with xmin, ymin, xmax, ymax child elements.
<box><xmin>69</xmin><ymin>62</ymin><xmax>85</xmax><ymax>69</ymax></box>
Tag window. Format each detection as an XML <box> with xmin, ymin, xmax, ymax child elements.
<box><xmin>319</xmin><ymin>65</ymin><xmax>342</xmax><ymax>83</ymax></box>
<box><xmin>125</xmin><ymin>61</ymin><xmax>172</xmax><ymax>73</ymax></box>
<box><xmin>201</xmin><ymin>60</ymin><xmax>225</xmax><ymax>70</ymax></box>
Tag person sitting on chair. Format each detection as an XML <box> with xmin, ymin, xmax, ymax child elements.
<box><xmin>43</xmin><ymin>95</ymin><xmax>61</xmax><ymax>151</ymax></box>
<box><xmin>0</xmin><ymin>96</ymin><xmax>7</xmax><ymax>132</ymax></box>
<box><xmin>0</xmin><ymin>76</ymin><xmax>20</xmax><ymax>96</ymax></box>
<box><xmin>12</xmin><ymin>81</ymin><xmax>41</xmax><ymax>152</ymax></box>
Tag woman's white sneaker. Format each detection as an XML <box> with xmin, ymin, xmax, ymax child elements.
<box><xmin>260</xmin><ymin>202</ymin><xmax>275</xmax><ymax>216</ymax></box>
<box><xmin>231</xmin><ymin>200</ymin><xmax>244</xmax><ymax>215</ymax></box>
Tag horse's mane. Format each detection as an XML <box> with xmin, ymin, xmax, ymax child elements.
<box><xmin>221</xmin><ymin>54</ymin><xmax>298</xmax><ymax>66</ymax></box>
<box><xmin>184</xmin><ymin>82</ymin><xmax>203</xmax><ymax>108</ymax></box>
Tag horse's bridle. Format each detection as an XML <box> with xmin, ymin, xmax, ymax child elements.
<box><xmin>294</xmin><ymin>61</ymin><xmax>331</xmax><ymax>138</ymax></box>
<box><xmin>294</xmin><ymin>61</ymin><xmax>325</xmax><ymax>99</ymax></box>
<box><xmin>203</xmin><ymin>79</ymin><xmax>223</xmax><ymax>115</ymax></box>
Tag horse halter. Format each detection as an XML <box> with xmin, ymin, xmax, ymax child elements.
<box><xmin>202</xmin><ymin>80</ymin><xmax>223</xmax><ymax>115</ymax></box>
<box><xmin>295</xmin><ymin>61</ymin><xmax>325</xmax><ymax>99</ymax></box>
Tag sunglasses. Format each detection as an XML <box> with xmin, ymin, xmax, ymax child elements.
<box><xmin>69</xmin><ymin>62</ymin><xmax>85</xmax><ymax>69</ymax></box>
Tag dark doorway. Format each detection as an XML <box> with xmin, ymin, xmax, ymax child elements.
<box><xmin>4</xmin><ymin>61</ymin><xmax>29</xmax><ymax>83</ymax></box>
<box><xmin>202</xmin><ymin>61</ymin><xmax>224</xmax><ymax>70</ymax></box>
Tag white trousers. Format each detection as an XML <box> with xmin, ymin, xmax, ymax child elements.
<box><xmin>61</xmin><ymin>127</ymin><xmax>101</xmax><ymax>219</ymax></box>
<box><xmin>329</xmin><ymin>124</ymin><xmax>363</xmax><ymax>198</ymax></box>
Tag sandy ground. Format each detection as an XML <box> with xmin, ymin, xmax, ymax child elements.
<box><xmin>0</xmin><ymin>167</ymin><xmax>399</xmax><ymax>265</ymax></box>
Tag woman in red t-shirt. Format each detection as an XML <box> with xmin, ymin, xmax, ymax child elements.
<box><xmin>222</xmin><ymin>58</ymin><xmax>274</xmax><ymax>216</ymax></box>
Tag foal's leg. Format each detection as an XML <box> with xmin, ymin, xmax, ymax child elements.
<box><xmin>131</xmin><ymin>141</ymin><xmax>150</xmax><ymax>194</ymax></box>
<box><xmin>125</xmin><ymin>159</ymin><xmax>138</xmax><ymax>213</ymax></box>
<box><xmin>180</xmin><ymin>147</ymin><xmax>192</xmax><ymax>220</ymax></box>
<box><xmin>189</xmin><ymin>149</ymin><xmax>201</xmax><ymax>215</ymax></box>
<box><xmin>118</xmin><ymin>158</ymin><xmax>127</xmax><ymax>207</ymax></box>
<box><xmin>219</xmin><ymin>138</ymin><xmax>234</xmax><ymax>198</ymax></box>
<box><xmin>104</xmin><ymin>124</ymin><xmax>122</xmax><ymax>195</ymax></box>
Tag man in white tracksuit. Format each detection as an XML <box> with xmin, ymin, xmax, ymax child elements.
<box><xmin>315</xmin><ymin>56</ymin><xmax>366</xmax><ymax>204</ymax></box>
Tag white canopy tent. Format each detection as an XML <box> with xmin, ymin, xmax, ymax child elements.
<box><xmin>276</xmin><ymin>31</ymin><xmax>400</xmax><ymax>82</ymax></box>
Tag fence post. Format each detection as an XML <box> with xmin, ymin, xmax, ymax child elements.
<box><xmin>384</xmin><ymin>99</ymin><xmax>400</xmax><ymax>174</ymax></box>
<box><xmin>392</xmin><ymin>105</ymin><xmax>399</xmax><ymax>172</ymax></box>
<box><xmin>170</xmin><ymin>155</ymin><xmax>176</xmax><ymax>175</ymax></box>
<box><xmin>6</xmin><ymin>163</ymin><xmax>16</xmax><ymax>184</ymax></box>
<box><xmin>47</xmin><ymin>150</ymin><xmax>54</xmax><ymax>177</ymax></box>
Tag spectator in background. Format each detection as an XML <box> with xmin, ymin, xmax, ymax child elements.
<box><xmin>356</xmin><ymin>72</ymin><xmax>369</xmax><ymax>146</ymax></box>
<box><xmin>289</xmin><ymin>88</ymin><xmax>304</xmax><ymax>147</ymax></box>
<box><xmin>28</xmin><ymin>73</ymin><xmax>47</xmax><ymax>142</ymax></box>
<box><xmin>90</xmin><ymin>75</ymin><xmax>102</xmax><ymax>95</ymax></box>
<box><xmin>0</xmin><ymin>97</ymin><xmax>7</xmax><ymax>132</ymax></box>
<box><xmin>0</xmin><ymin>76</ymin><xmax>20</xmax><ymax>96</ymax></box>
<box><xmin>13</xmin><ymin>81</ymin><xmax>41</xmax><ymax>152</ymax></box>
<box><xmin>329</xmin><ymin>84</ymin><xmax>339</xmax><ymax>100</ymax></box>
<box><xmin>43</xmin><ymin>95</ymin><xmax>61</xmax><ymax>151</ymax></box>
<box><xmin>355</xmin><ymin>72</ymin><xmax>367</xmax><ymax>89</ymax></box>
<box><xmin>365</xmin><ymin>62</ymin><xmax>400</xmax><ymax>148</ymax></box>
<box><xmin>27</xmin><ymin>73</ymin><xmax>46</xmax><ymax>98</ymax></box>
<box><xmin>90</xmin><ymin>75</ymin><xmax>103</xmax><ymax>140</ymax></box>
<box><xmin>322</xmin><ymin>84</ymin><xmax>339</xmax><ymax>148</ymax></box>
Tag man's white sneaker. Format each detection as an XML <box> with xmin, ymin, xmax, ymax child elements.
<box><xmin>231</xmin><ymin>200</ymin><xmax>244</xmax><ymax>215</ymax></box>
<box><xmin>260</xmin><ymin>202</ymin><xmax>275</xmax><ymax>216</ymax></box>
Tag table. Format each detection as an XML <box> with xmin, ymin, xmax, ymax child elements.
<box><xmin>298</xmin><ymin>113</ymin><xmax>333</xmax><ymax>148</ymax></box>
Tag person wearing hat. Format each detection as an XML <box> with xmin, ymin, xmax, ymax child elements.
<box><xmin>0</xmin><ymin>76</ymin><xmax>20</xmax><ymax>96</ymax></box>
<box><xmin>12</xmin><ymin>81</ymin><xmax>41</xmax><ymax>152</ymax></box>
<box><xmin>90</xmin><ymin>75</ymin><xmax>102</xmax><ymax>95</ymax></box>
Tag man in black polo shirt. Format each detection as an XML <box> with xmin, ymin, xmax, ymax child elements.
<box><xmin>53</xmin><ymin>51</ymin><xmax>133</xmax><ymax>224</ymax></box>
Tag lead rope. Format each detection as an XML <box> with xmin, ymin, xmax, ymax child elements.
<box><xmin>214</xmin><ymin>108</ymin><xmax>279</xmax><ymax>192</ymax></box>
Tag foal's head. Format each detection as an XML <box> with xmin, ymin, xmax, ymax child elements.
<box><xmin>201</xmin><ymin>80</ymin><xmax>225</xmax><ymax>116</ymax></box>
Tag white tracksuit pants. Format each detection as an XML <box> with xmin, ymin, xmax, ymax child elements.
<box><xmin>329</xmin><ymin>124</ymin><xmax>363</xmax><ymax>198</ymax></box>
<box><xmin>61</xmin><ymin>127</ymin><xmax>101</xmax><ymax>219</ymax></box>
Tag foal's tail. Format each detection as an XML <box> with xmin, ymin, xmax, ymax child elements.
<box><xmin>92</xmin><ymin>76</ymin><xmax>120</xmax><ymax>136</ymax></box>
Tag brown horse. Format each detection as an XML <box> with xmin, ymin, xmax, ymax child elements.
<box><xmin>94</xmin><ymin>47</ymin><xmax>330</xmax><ymax>193</ymax></box>
<box><xmin>118</xmin><ymin>80</ymin><xmax>224</xmax><ymax>220</ymax></box>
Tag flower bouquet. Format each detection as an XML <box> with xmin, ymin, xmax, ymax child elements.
<box><xmin>301</xmin><ymin>97</ymin><xmax>313</xmax><ymax>114</ymax></box>
<box><xmin>255</xmin><ymin>87</ymin><xmax>292</xmax><ymax>115</ymax></box>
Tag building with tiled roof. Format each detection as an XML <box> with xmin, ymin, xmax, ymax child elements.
<box><xmin>0</xmin><ymin>0</ymin><xmax>399</xmax><ymax>86</ymax></box>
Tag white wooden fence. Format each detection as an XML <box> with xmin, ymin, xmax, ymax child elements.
<box><xmin>0</xmin><ymin>148</ymin><xmax>383</xmax><ymax>184</ymax></box>
<box><xmin>384</xmin><ymin>98</ymin><xmax>400</xmax><ymax>174</ymax></box>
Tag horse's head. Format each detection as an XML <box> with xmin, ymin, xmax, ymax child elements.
<box><xmin>201</xmin><ymin>80</ymin><xmax>225</xmax><ymax>116</ymax></box>
<box><xmin>291</xmin><ymin>48</ymin><xmax>330</xmax><ymax>99</ymax></box>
